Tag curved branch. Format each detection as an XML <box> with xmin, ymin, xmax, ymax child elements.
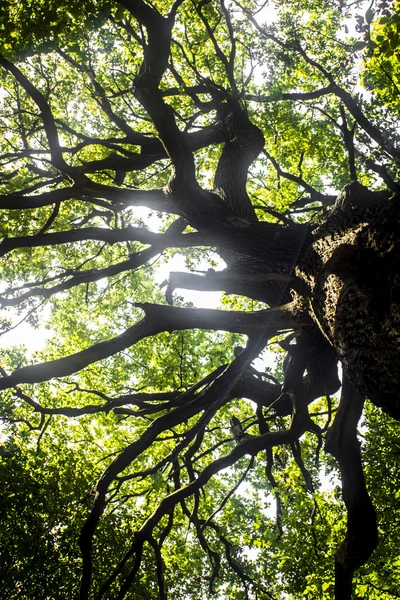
<box><xmin>213</xmin><ymin>106</ymin><xmax>265</xmax><ymax>220</ymax></box>
<box><xmin>0</xmin><ymin>302</ymin><xmax>301</xmax><ymax>391</ymax></box>
<box><xmin>245</xmin><ymin>84</ymin><xmax>336</xmax><ymax>103</ymax></box>
<box><xmin>0</xmin><ymin>246</ymin><xmax>160</xmax><ymax>308</ymax></box>
<box><xmin>0</xmin><ymin>184</ymin><xmax>174</xmax><ymax>213</ymax></box>
<box><xmin>0</xmin><ymin>225</ymin><xmax>207</xmax><ymax>258</ymax></box>
<box><xmin>79</xmin><ymin>330</ymin><xmax>272</xmax><ymax>599</ymax></box>
<box><xmin>71</xmin><ymin>123</ymin><xmax>224</xmax><ymax>175</ymax></box>
<box><xmin>325</xmin><ymin>375</ymin><xmax>377</xmax><ymax>599</ymax></box>
<box><xmin>0</xmin><ymin>53</ymin><xmax>77</xmax><ymax>175</ymax></box>
<box><xmin>163</xmin><ymin>269</ymin><xmax>297</xmax><ymax>303</ymax></box>
<box><xmin>263</xmin><ymin>149</ymin><xmax>336</xmax><ymax>206</ymax></box>
<box><xmin>0</xmin><ymin>188</ymin><xmax>82</xmax><ymax>210</ymax></box>
<box><xmin>113</xmin><ymin>408</ymin><xmax>310</xmax><ymax>598</ymax></box>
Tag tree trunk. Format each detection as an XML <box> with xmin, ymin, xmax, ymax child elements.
<box><xmin>297</xmin><ymin>184</ymin><xmax>400</xmax><ymax>419</ymax></box>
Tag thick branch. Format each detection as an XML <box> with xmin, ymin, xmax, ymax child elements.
<box><xmin>163</xmin><ymin>269</ymin><xmax>296</xmax><ymax>303</ymax></box>
<box><xmin>214</xmin><ymin>107</ymin><xmax>265</xmax><ymax>221</ymax></box>
<box><xmin>0</xmin><ymin>184</ymin><xmax>175</xmax><ymax>214</ymax></box>
<box><xmin>0</xmin><ymin>226</ymin><xmax>208</xmax><ymax>258</ymax></box>
<box><xmin>245</xmin><ymin>84</ymin><xmax>336</xmax><ymax>103</ymax></box>
<box><xmin>0</xmin><ymin>188</ymin><xmax>82</xmax><ymax>210</ymax></box>
<box><xmin>325</xmin><ymin>376</ymin><xmax>377</xmax><ymax>600</ymax></box>
<box><xmin>0</xmin><ymin>302</ymin><xmax>302</xmax><ymax>391</ymax></box>
<box><xmin>0</xmin><ymin>246</ymin><xmax>160</xmax><ymax>308</ymax></box>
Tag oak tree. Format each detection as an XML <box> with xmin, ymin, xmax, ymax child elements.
<box><xmin>0</xmin><ymin>0</ymin><xmax>399</xmax><ymax>598</ymax></box>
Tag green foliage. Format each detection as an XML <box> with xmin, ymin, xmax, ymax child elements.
<box><xmin>0</xmin><ymin>0</ymin><xmax>111</xmax><ymax>58</ymax></box>
<box><xmin>0</xmin><ymin>0</ymin><xmax>399</xmax><ymax>598</ymax></box>
<box><xmin>363</xmin><ymin>1</ymin><xmax>400</xmax><ymax>115</ymax></box>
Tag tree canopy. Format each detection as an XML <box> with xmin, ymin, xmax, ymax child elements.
<box><xmin>0</xmin><ymin>0</ymin><xmax>399</xmax><ymax>598</ymax></box>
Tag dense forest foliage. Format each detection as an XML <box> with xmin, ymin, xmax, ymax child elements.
<box><xmin>0</xmin><ymin>0</ymin><xmax>399</xmax><ymax>598</ymax></box>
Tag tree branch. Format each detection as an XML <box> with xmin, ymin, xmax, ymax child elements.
<box><xmin>325</xmin><ymin>375</ymin><xmax>377</xmax><ymax>599</ymax></box>
<box><xmin>0</xmin><ymin>302</ymin><xmax>301</xmax><ymax>391</ymax></box>
<box><xmin>0</xmin><ymin>53</ymin><xmax>78</xmax><ymax>176</ymax></box>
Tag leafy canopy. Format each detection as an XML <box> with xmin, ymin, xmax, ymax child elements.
<box><xmin>0</xmin><ymin>0</ymin><xmax>399</xmax><ymax>599</ymax></box>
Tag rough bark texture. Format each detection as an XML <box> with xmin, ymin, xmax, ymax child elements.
<box><xmin>297</xmin><ymin>184</ymin><xmax>400</xmax><ymax>419</ymax></box>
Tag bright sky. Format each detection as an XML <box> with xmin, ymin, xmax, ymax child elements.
<box><xmin>0</xmin><ymin>319</ymin><xmax>52</xmax><ymax>353</ymax></box>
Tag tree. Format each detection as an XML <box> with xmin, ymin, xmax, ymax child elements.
<box><xmin>0</xmin><ymin>0</ymin><xmax>399</xmax><ymax>598</ymax></box>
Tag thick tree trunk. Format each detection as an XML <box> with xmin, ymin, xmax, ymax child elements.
<box><xmin>297</xmin><ymin>184</ymin><xmax>400</xmax><ymax>419</ymax></box>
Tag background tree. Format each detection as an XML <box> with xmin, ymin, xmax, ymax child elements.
<box><xmin>0</xmin><ymin>0</ymin><xmax>399</xmax><ymax>598</ymax></box>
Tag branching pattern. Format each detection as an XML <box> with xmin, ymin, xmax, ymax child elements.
<box><xmin>0</xmin><ymin>0</ymin><xmax>399</xmax><ymax>598</ymax></box>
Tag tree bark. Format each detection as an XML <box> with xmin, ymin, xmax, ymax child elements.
<box><xmin>297</xmin><ymin>184</ymin><xmax>400</xmax><ymax>419</ymax></box>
